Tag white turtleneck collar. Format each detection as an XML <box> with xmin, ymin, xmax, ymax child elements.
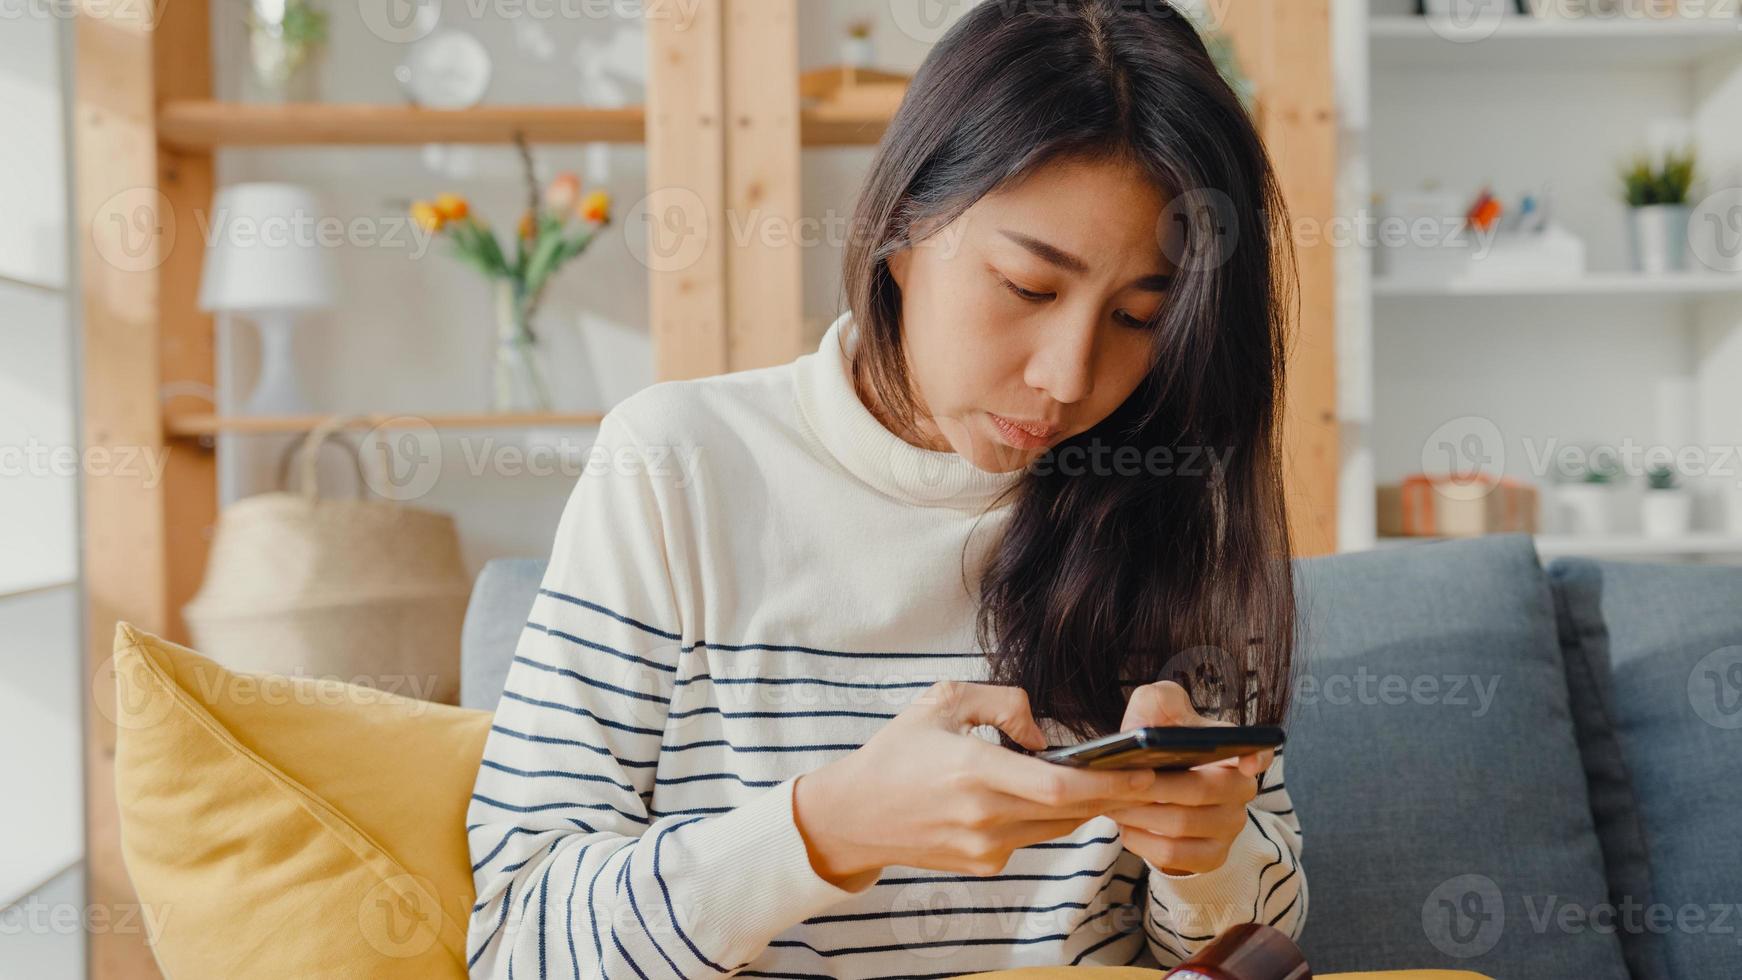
<box><xmin>794</xmin><ymin>310</ymin><xmax>1025</xmax><ymax>512</ymax></box>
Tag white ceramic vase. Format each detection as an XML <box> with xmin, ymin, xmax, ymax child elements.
<box><xmin>1628</xmin><ymin>204</ymin><xmax>1691</xmax><ymax>274</ymax></box>
<box><xmin>1641</xmin><ymin>489</ymin><xmax>1693</xmax><ymax>538</ymax></box>
<box><xmin>1553</xmin><ymin>483</ymin><xmax>1618</xmax><ymax>536</ymax></box>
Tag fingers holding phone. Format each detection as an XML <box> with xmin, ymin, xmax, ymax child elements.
<box><xmin>791</xmin><ymin>680</ymin><xmax>1163</xmax><ymax>886</ymax></box>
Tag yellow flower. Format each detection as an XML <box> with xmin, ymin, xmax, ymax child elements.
<box><xmin>433</xmin><ymin>193</ymin><xmax>469</xmax><ymax>221</ymax></box>
<box><xmin>545</xmin><ymin>172</ymin><xmax>581</xmax><ymax>213</ymax></box>
<box><xmin>579</xmin><ymin>189</ymin><xmax>611</xmax><ymax>224</ymax></box>
<box><xmin>410</xmin><ymin>200</ymin><xmax>444</xmax><ymax>232</ymax></box>
<box><xmin>518</xmin><ymin>209</ymin><xmax>537</xmax><ymax>241</ymax></box>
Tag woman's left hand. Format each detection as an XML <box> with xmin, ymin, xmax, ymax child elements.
<box><xmin>1103</xmin><ymin>680</ymin><xmax>1271</xmax><ymax>876</ymax></box>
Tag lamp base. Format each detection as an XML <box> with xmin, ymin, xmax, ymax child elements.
<box><xmin>243</xmin><ymin>312</ymin><xmax>309</xmax><ymax>416</ymax></box>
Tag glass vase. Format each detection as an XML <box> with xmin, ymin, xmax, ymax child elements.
<box><xmin>492</xmin><ymin>280</ymin><xmax>554</xmax><ymax>414</ymax></box>
<box><xmin>244</xmin><ymin>0</ymin><xmax>327</xmax><ymax>103</ymax></box>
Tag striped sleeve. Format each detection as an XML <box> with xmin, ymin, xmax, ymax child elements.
<box><xmin>464</xmin><ymin>408</ymin><xmax>877</xmax><ymax>979</ymax></box>
<box><xmin>1138</xmin><ymin>749</ymin><xmax>1306</xmax><ymax>967</ymax></box>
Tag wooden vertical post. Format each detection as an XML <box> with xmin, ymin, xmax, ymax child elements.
<box><xmin>647</xmin><ymin>0</ymin><xmax>729</xmax><ymax>380</ymax></box>
<box><xmin>1221</xmin><ymin>0</ymin><xmax>1340</xmax><ymax>556</ymax></box>
<box><xmin>647</xmin><ymin>0</ymin><xmax>806</xmax><ymax>380</ymax></box>
<box><xmin>723</xmin><ymin>0</ymin><xmax>804</xmax><ymax>371</ymax></box>
<box><xmin>74</xmin><ymin>0</ymin><xmax>214</xmax><ymax>970</ymax></box>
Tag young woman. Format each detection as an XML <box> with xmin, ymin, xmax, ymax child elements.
<box><xmin>466</xmin><ymin>1</ymin><xmax>1303</xmax><ymax>975</ymax></box>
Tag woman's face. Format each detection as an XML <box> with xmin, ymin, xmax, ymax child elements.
<box><xmin>881</xmin><ymin>154</ymin><xmax>1174</xmax><ymax>474</ymax></box>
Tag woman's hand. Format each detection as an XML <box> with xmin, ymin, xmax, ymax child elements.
<box><xmin>793</xmin><ymin>680</ymin><xmax>1164</xmax><ymax>889</ymax></box>
<box><xmin>1103</xmin><ymin>680</ymin><xmax>1271</xmax><ymax>876</ymax></box>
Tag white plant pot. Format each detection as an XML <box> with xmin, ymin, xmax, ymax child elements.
<box><xmin>1553</xmin><ymin>483</ymin><xmax>1619</xmax><ymax>536</ymax></box>
<box><xmin>1641</xmin><ymin>489</ymin><xmax>1693</xmax><ymax>538</ymax></box>
<box><xmin>841</xmin><ymin>37</ymin><xmax>873</xmax><ymax>69</ymax></box>
<box><xmin>1628</xmin><ymin>204</ymin><xmax>1691</xmax><ymax>274</ymax></box>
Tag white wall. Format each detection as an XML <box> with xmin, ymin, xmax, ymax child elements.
<box><xmin>0</xmin><ymin>10</ymin><xmax>87</xmax><ymax>979</ymax></box>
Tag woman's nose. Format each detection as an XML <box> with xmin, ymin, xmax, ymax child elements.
<box><xmin>1022</xmin><ymin>314</ymin><xmax>1098</xmax><ymax>406</ymax></box>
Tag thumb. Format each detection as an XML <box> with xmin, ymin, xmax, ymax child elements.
<box><xmin>925</xmin><ymin>681</ymin><xmax>1047</xmax><ymax>751</ymax></box>
<box><xmin>1122</xmin><ymin>680</ymin><xmax>1218</xmax><ymax>731</ymax></box>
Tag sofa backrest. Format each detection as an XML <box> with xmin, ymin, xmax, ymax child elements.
<box><xmin>460</xmin><ymin>535</ymin><xmax>1741</xmax><ymax>980</ymax></box>
<box><xmin>1547</xmin><ymin>556</ymin><xmax>1742</xmax><ymax>980</ymax></box>
<box><xmin>1281</xmin><ymin>534</ymin><xmax>1628</xmax><ymax>979</ymax></box>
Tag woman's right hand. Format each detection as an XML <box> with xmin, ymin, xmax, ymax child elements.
<box><xmin>792</xmin><ymin>680</ymin><xmax>1161</xmax><ymax>889</ymax></box>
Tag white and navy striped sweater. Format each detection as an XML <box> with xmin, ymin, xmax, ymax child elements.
<box><xmin>465</xmin><ymin>311</ymin><xmax>1305</xmax><ymax>978</ymax></box>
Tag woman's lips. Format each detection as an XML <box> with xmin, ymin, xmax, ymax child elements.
<box><xmin>990</xmin><ymin>412</ymin><xmax>1060</xmax><ymax>450</ymax></box>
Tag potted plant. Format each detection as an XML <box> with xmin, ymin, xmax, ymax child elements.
<box><xmin>408</xmin><ymin>138</ymin><xmax>612</xmax><ymax>413</ymax></box>
<box><xmin>1618</xmin><ymin>145</ymin><xmax>1697</xmax><ymax>274</ymax></box>
<box><xmin>1641</xmin><ymin>463</ymin><xmax>1693</xmax><ymax>538</ymax></box>
<box><xmin>842</xmin><ymin>19</ymin><xmax>874</xmax><ymax>69</ymax></box>
<box><xmin>1552</xmin><ymin>452</ymin><xmax>1622</xmax><ymax>536</ymax></box>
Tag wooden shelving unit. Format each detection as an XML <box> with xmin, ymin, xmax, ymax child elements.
<box><xmin>71</xmin><ymin>2</ymin><xmax>1337</xmax><ymax>977</ymax></box>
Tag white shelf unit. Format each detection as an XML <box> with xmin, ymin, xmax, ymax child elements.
<box><xmin>1336</xmin><ymin>0</ymin><xmax>1742</xmax><ymax>558</ymax></box>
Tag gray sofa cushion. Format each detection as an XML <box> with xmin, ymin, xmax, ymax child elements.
<box><xmin>460</xmin><ymin>558</ymin><xmax>546</xmax><ymax>711</ymax></box>
<box><xmin>1547</xmin><ymin>561</ymin><xmax>1669</xmax><ymax>980</ymax></box>
<box><xmin>1285</xmin><ymin>534</ymin><xmax>1627</xmax><ymax>979</ymax></box>
<box><xmin>1547</xmin><ymin>557</ymin><xmax>1742</xmax><ymax>980</ymax></box>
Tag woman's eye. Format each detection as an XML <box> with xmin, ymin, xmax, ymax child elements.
<box><xmin>999</xmin><ymin>271</ymin><xmax>1153</xmax><ymax>329</ymax></box>
<box><xmin>997</xmin><ymin>275</ymin><xmax>1052</xmax><ymax>303</ymax></box>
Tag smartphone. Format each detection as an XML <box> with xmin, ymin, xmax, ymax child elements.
<box><xmin>1036</xmin><ymin>725</ymin><xmax>1285</xmax><ymax>771</ymax></box>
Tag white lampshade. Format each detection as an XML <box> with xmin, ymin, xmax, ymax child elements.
<box><xmin>197</xmin><ymin>182</ymin><xmax>339</xmax><ymax>314</ymax></box>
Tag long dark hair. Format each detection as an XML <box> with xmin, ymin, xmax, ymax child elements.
<box><xmin>840</xmin><ymin>0</ymin><xmax>1299</xmax><ymax>739</ymax></box>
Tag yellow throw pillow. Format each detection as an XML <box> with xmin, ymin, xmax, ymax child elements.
<box><xmin>109</xmin><ymin>622</ymin><xmax>491</xmax><ymax>978</ymax></box>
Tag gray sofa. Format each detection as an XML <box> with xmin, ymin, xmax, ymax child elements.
<box><xmin>459</xmin><ymin>534</ymin><xmax>1741</xmax><ymax>980</ymax></box>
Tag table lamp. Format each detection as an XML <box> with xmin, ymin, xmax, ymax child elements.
<box><xmin>197</xmin><ymin>182</ymin><xmax>338</xmax><ymax>415</ymax></box>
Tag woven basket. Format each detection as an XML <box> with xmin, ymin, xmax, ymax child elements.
<box><xmin>182</xmin><ymin>416</ymin><xmax>471</xmax><ymax>704</ymax></box>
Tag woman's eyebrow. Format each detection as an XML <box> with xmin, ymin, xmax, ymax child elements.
<box><xmin>997</xmin><ymin>229</ymin><xmax>1173</xmax><ymax>292</ymax></box>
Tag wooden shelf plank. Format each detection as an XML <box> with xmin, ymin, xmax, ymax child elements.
<box><xmin>1370</xmin><ymin>15</ymin><xmax>1742</xmax><ymax>70</ymax></box>
<box><xmin>155</xmin><ymin>100</ymin><xmax>893</xmax><ymax>149</ymax></box>
<box><xmin>157</xmin><ymin>102</ymin><xmax>647</xmax><ymax>148</ymax></box>
<box><xmin>1373</xmin><ymin>271</ymin><xmax>1742</xmax><ymax>300</ymax></box>
<box><xmin>165</xmin><ymin>411</ymin><xmax>606</xmax><ymax>437</ymax></box>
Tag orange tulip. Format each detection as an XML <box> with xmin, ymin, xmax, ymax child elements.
<box><xmin>545</xmin><ymin>172</ymin><xmax>581</xmax><ymax>213</ymax></box>
<box><xmin>410</xmin><ymin>200</ymin><xmax>444</xmax><ymax>232</ymax></box>
<box><xmin>579</xmin><ymin>189</ymin><xmax>611</xmax><ymax>224</ymax></box>
<box><xmin>433</xmin><ymin>193</ymin><xmax>469</xmax><ymax>221</ymax></box>
<box><xmin>518</xmin><ymin>209</ymin><xmax>537</xmax><ymax>240</ymax></box>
